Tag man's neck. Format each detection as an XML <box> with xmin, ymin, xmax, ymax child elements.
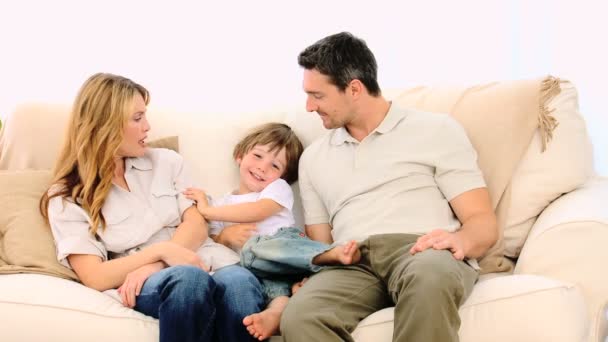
<box><xmin>346</xmin><ymin>96</ymin><xmax>391</xmax><ymax>142</ymax></box>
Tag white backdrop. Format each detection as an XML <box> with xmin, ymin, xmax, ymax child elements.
<box><xmin>0</xmin><ymin>0</ymin><xmax>605</xmax><ymax>174</ymax></box>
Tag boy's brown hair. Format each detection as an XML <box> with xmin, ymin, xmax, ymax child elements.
<box><xmin>233</xmin><ymin>123</ymin><xmax>304</xmax><ymax>184</ymax></box>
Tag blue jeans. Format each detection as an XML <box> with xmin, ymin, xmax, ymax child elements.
<box><xmin>240</xmin><ymin>227</ymin><xmax>333</xmax><ymax>300</ymax></box>
<box><xmin>134</xmin><ymin>265</ymin><xmax>264</xmax><ymax>342</ymax></box>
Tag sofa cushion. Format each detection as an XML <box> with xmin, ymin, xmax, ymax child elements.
<box><xmin>505</xmin><ymin>81</ymin><xmax>594</xmax><ymax>257</ymax></box>
<box><xmin>0</xmin><ymin>103</ymin><xmax>71</xmax><ymax>170</ymax></box>
<box><xmin>0</xmin><ymin>170</ymin><xmax>78</xmax><ymax>280</ymax></box>
<box><xmin>349</xmin><ymin>275</ymin><xmax>588</xmax><ymax>342</ymax></box>
<box><xmin>0</xmin><ymin>274</ymin><xmax>158</xmax><ymax>342</ymax></box>
<box><xmin>392</xmin><ymin>77</ymin><xmax>561</xmax><ymax>274</ymax></box>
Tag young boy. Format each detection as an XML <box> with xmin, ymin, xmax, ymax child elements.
<box><xmin>183</xmin><ymin>122</ymin><xmax>360</xmax><ymax>340</ymax></box>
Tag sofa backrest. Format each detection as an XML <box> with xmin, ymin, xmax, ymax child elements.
<box><xmin>0</xmin><ymin>78</ymin><xmax>594</xmax><ymax>272</ymax></box>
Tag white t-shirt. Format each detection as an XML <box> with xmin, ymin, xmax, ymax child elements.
<box><xmin>209</xmin><ymin>178</ymin><xmax>295</xmax><ymax>237</ymax></box>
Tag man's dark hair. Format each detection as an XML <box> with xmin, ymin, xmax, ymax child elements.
<box><xmin>298</xmin><ymin>32</ymin><xmax>381</xmax><ymax>96</ymax></box>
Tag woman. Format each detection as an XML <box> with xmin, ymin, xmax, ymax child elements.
<box><xmin>40</xmin><ymin>73</ymin><xmax>265</xmax><ymax>342</ymax></box>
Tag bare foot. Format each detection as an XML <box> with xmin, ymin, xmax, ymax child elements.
<box><xmin>313</xmin><ymin>240</ymin><xmax>361</xmax><ymax>265</ymax></box>
<box><xmin>243</xmin><ymin>309</ymin><xmax>282</xmax><ymax>341</ymax></box>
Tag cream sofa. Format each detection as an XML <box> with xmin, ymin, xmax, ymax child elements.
<box><xmin>0</xmin><ymin>77</ymin><xmax>606</xmax><ymax>342</ymax></box>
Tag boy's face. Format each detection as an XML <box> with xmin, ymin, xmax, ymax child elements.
<box><xmin>302</xmin><ymin>68</ymin><xmax>355</xmax><ymax>129</ymax></box>
<box><xmin>236</xmin><ymin>144</ymin><xmax>287</xmax><ymax>194</ymax></box>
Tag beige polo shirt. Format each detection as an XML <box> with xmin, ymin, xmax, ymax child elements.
<box><xmin>48</xmin><ymin>148</ymin><xmax>198</xmax><ymax>267</ymax></box>
<box><xmin>298</xmin><ymin>104</ymin><xmax>486</xmax><ymax>244</ymax></box>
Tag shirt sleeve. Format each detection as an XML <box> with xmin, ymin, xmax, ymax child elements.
<box><xmin>166</xmin><ymin>150</ymin><xmax>196</xmax><ymax>216</ymax></box>
<box><xmin>47</xmin><ymin>196</ymin><xmax>108</xmax><ymax>269</ymax></box>
<box><xmin>434</xmin><ymin>116</ymin><xmax>487</xmax><ymax>201</ymax></box>
<box><xmin>259</xmin><ymin>178</ymin><xmax>294</xmax><ymax>210</ymax></box>
<box><xmin>298</xmin><ymin>148</ymin><xmax>330</xmax><ymax>225</ymax></box>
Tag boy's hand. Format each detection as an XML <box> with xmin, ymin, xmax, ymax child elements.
<box><xmin>183</xmin><ymin>188</ymin><xmax>209</xmax><ymax>207</ymax></box>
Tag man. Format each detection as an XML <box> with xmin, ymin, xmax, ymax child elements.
<box><xmin>280</xmin><ymin>32</ymin><xmax>498</xmax><ymax>342</ymax></box>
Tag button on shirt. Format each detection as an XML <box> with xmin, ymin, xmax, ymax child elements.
<box><xmin>48</xmin><ymin>149</ymin><xmax>196</xmax><ymax>268</ymax></box>
<box><xmin>298</xmin><ymin>104</ymin><xmax>487</xmax><ymax>245</ymax></box>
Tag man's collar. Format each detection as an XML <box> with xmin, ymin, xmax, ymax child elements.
<box><xmin>330</xmin><ymin>103</ymin><xmax>407</xmax><ymax>145</ymax></box>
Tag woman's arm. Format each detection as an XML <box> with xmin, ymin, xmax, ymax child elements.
<box><xmin>170</xmin><ymin>206</ymin><xmax>208</xmax><ymax>251</ymax></box>
<box><xmin>68</xmin><ymin>241</ymin><xmax>206</xmax><ymax>291</ymax></box>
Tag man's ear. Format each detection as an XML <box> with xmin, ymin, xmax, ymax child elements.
<box><xmin>349</xmin><ymin>79</ymin><xmax>364</xmax><ymax>99</ymax></box>
<box><xmin>235</xmin><ymin>155</ymin><xmax>242</xmax><ymax>165</ymax></box>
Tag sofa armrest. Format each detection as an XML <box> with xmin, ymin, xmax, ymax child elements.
<box><xmin>515</xmin><ymin>176</ymin><xmax>608</xmax><ymax>342</ymax></box>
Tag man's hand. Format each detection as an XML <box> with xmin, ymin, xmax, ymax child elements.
<box><xmin>118</xmin><ymin>262</ymin><xmax>164</xmax><ymax>308</ymax></box>
<box><xmin>409</xmin><ymin>229</ymin><xmax>469</xmax><ymax>260</ymax></box>
<box><xmin>215</xmin><ymin>223</ymin><xmax>257</xmax><ymax>250</ymax></box>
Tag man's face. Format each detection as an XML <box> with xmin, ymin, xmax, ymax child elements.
<box><xmin>302</xmin><ymin>69</ymin><xmax>354</xmax><ymax>129</ymax></box>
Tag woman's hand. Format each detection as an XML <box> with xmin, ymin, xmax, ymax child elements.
<box><xmin>118</xmin><ymin>262</ymin><xmax>164</xmax><ymax>308</ymax></box>
<box><xmin>215</xmin><ymin>223</ymin><xmax>257</xmax><ymax>249</ymax></box>
<box><xmin>158</xmin><ymin>241</ymin><xmax>209</xmax><ymax>271</ymax></box>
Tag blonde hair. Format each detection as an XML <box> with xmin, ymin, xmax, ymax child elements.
<box><xmin>40</xmin><ymin>73</ymin><xmax>149</xmax><ymax>235</ymax></box>
<box><xmin>233</xmin><ymin>123</ymin><xmax>304</xmax><ymax>184</ymax></box>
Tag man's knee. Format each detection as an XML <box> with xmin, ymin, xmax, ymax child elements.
<box><xmin>399</xmin><ymin>250</ymin><xmax>469</xmax><ymax>297</ymax></box>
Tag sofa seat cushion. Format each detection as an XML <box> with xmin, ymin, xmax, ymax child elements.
<box><xmin>350</xmin><ymin>274</ymin><xmax>588</xmax><ymax>342</ymax></box>
<box><xmin>0</xmin><ymin>274</ymin><xmax>158</xmax><ymax>342</ymax></box>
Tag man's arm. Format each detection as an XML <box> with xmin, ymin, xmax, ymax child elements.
<box><xmin>449</xmin><ymin>188</ymin><xmax>498</xmax><ymax>258</ymax></box>
<box><xmin>305</xmin><ymin>223</ymin><xmax>333</xmax><ymax>244</ymax></box>
<box><xmin>410</xmin><ymin>188</ymin><xmax>498</xmax><ymax>259</ymax></box>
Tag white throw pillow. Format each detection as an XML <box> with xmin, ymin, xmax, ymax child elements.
<box><xmin>504</xmin><ymin>81</ymin><xmax>594</xmax><ymax>257</ymax></box>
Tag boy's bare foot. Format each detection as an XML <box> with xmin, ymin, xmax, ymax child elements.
<box><xmin>243</xmin><ymin>296</ymin><xmax>288</xmax><ymax>340</ymax></box>
<box><xmin>313</xmin><ymin>240</ymin><xmax>361</xmax><ymax>266</ymax></box>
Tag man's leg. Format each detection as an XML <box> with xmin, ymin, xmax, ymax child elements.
<box><xmin>370</xmin><ymin>234</ymin><xmax>478</xmax><ymax>342</ymax></box>
<box><xmin>280</xmin><ymin>241</ymin><xmax>392</xmax><ymax>342</ymax></box>
<box><xmin>212</xmin><ymin>265</ymin><xmax>266</xmax><ymax>342</ymax></box>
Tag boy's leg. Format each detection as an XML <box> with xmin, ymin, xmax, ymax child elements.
<box><xmin>280</xmin><ymin>241</ymin><xmax>392</xmax><ymax>342</ymax></box>
<box><xmin>212</xmin><ymin>265</ymin><xmax>266</xmax><ymax>342</ymax></box>
<box><xmin>244</xmin><ymin>295</ymin><xmax>289</xmax><ymax>340</ymax></box>
<box><xmin>312</xmin><ymin>240</ymin><xmax>360</xmax><ymax>266</ymax></box>
<box><xmin>134</xmin><ymin>265</ymin><xmax>217</xmax><ymax>342</ymax></box>
<box><xmin>369</xmin><ymin>234</ymin><xmax>478</xmax><ymax>342</ymax></box>
<box><xmin>244</xmin><ymin>277</ymin><xmax>292</xmax><ymax>340</ymax></box>
<box><xmin>241</xmin><ymin>227</ymin><xmax>335</xmax><ymax>276</ymax></box>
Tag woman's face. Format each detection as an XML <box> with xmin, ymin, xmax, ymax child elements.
<box><xmin>117</xmin><ymin>93</ymin><xmax>150</xmax><ymax>158</ymax></box>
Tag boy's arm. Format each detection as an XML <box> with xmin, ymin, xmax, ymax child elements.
<box><xmin>200</xmin><ymin>199</ymin><xmax>283</xmax><ymax>223</ymax></box>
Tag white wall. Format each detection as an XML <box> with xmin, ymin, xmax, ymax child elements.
<box><xmin>0</xmin><ymin>0</ymin><xmax>605</xmax><ymax>174</ymax></box>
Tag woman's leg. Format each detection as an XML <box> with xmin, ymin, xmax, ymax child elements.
<box><xmin>134</xmin><ymin>265</ymin><xmax>217</xmax><ymax>342</ymax></box>
<box><xmin>212</xmin><ymin>265</ymin><xmax>265</xmax><ymax>342</ymax></box>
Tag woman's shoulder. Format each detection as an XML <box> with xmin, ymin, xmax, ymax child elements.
<box><xmin>144</xmin><ymin>147</ymin><xmax>183</xmax><ymax>166</ymax></box>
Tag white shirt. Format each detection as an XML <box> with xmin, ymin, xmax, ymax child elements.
<box><xmin>209</xmin><ymin>178</ymin><xmax>295</xmax><ymax>237</ymax></box>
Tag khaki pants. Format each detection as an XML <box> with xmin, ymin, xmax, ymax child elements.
<box><xmin>280</xmin><ymin>234</ymin><xmax>478</xmax><ymax>342</ymax></box>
